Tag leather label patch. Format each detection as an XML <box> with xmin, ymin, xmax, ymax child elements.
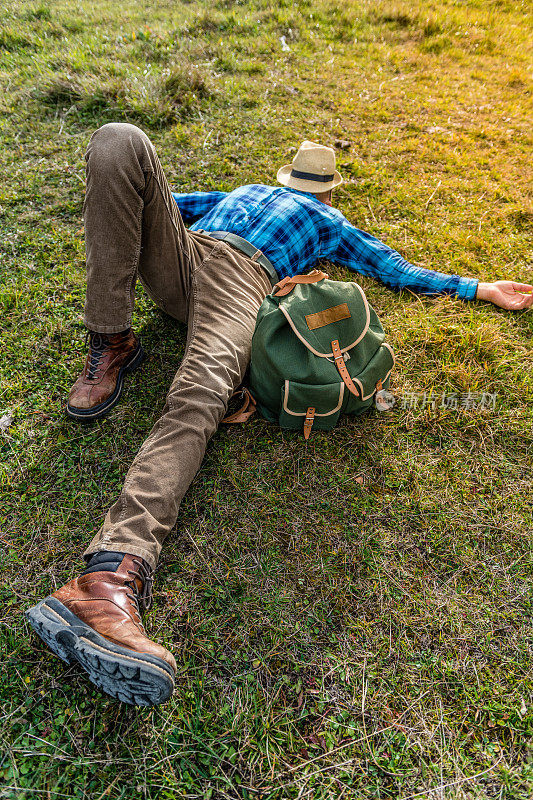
<box><xmin>305</xmin><ymin>303</ymin><xmax>351</xmax><ymax>330</ymax></box>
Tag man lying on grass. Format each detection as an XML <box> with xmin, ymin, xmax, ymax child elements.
<box><xmin>26</xmin><ymin>125</ymin><xmax>533</xmax><ymax>708</ymax></box>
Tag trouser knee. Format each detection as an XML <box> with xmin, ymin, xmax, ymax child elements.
<box><xmin>85</xmin><ymin>122</ymin><xmax>152</xmax><ymax>172</ymax></box>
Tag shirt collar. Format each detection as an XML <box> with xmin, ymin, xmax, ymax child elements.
<box><xmin>284</xmin><ymin>187</ymin><xmax>338</xmax><ymax>213</ymax></box>
<box><xmin>284</xmin><ymin>187</ymin><xmax>322</xmax><ymax>203</ymax></box>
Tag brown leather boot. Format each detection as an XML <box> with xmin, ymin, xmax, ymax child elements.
<box><xmin>66</xmin><ymin>329</ymin><xmax>144</xmax><ymax>421</ymax></box>
<box><xmin>26</xmin><ymin>553</ymin><xmax>176</xmax><ymax>707</ymax></box>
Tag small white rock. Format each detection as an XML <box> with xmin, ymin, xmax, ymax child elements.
<box><xmin>0</xmin><ymin>412</ymin><xmax>13</xmax><ymax>431</ymax></box>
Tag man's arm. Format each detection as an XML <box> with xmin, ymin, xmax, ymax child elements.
<box><xmin>335</xmin><ymin>221</ymin><xmax>532</xmax><ymax>310</ymax></box>
<box><xmin>335</xmin><ymin>220</ymin><xmax>477</xmax><ymax>300</ymax></box>
<box><xmin>172</xmin><ymin>191</ymin><xmax>228</xmax><ymax>224</ymax></box>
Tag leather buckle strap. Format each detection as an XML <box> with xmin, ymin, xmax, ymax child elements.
<box><xmin>221</xmin><ymin>387</ymin><xmax>257</xmax><ymax>424</ymax></box>
<box><xmin>331</xmin><ymin>339</ymin><xmax>359</xmax><ymax>398</ymax></box>
<box><xmin>303</xmin><ymin>407</ymin><xmax>315</xmax><ymax>440</ymax></box>
<box><xmin>272</xmin><ymin>269</ymin><xmax>329</xmax><ymax>297</ymax></box>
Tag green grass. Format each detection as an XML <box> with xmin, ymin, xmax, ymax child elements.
<box><xmin>0</xmin><ymin>0</ymin><xmax>532</xmax><ymax>797</ymax></box>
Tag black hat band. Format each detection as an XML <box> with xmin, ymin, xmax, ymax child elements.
<box><xmin>290</xmin><ymin>169</ymin><xmax>335</xmax><ymax>183</ymax></box>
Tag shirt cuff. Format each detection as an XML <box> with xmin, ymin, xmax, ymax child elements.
<box><xmin>456</xmin><ymin>276</ymin><xmax>479</xmax><ymax>301</ymax></box>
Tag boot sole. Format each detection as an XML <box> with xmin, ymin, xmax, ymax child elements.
<box><xmin>66</xmin><ymin>343</ymin><xmax>145</xmax><ymax>421</ymax></box>
<box><xmin>25</xmin><ymin>597</ymin><xmax>175</xmax><ymax>707</ymax></box>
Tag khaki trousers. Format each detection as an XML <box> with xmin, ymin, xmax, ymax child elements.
<box><xmin>82</xmin><ymin>123</ymin><xmax>271</xmax><ymax>570</ymax></box>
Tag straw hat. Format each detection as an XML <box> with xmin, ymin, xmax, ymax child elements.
<box><xmin>277</xmin><ymin>140</ymin><xmax>343</xmax><ymax>193</ymax></box>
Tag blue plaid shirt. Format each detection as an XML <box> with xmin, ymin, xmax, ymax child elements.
<box><xmin>172</xmin><ymin>184</ymin><xmax>478</xmax><ymax>300</ymax></box>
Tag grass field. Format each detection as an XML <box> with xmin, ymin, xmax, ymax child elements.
<box><xmin>1</xmin><ymin>0</ymin><xmax>532</xmax><ymax>797</ymax></box>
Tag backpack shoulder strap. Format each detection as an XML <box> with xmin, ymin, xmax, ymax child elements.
<box><xmin>221</xmin><ymin>387</ymin><xmax>257</xmax><ymax>424</ymax></box>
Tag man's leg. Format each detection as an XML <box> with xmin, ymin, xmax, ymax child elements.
<box><xmin>83</xmin><ymin>121</ymin><xmax>194</xmax><ymax>332</ymax></box>
<box><xmin>66</xmin><ymin>121</ymin><xmax>211</xmax><ymax>419</ymax></box>
<box><xmin>26</xmin><ymin>123</ymin><xmax>232</xmax><ymax>705</ymax></box>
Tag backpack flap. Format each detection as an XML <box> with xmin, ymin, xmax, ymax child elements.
<box><xmin>279</xmin><ymin>380</ymin><xmax>345</xmax><ymax>433</ymax></box>
<box><xmin>277</xmin><ymin>279</ymin><xmax>370</xmax><ymax>358</ymax></box>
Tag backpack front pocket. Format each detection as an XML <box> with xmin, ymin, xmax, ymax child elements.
<box><xmin>278</xmin><ymin>380</ymin><xmax>345</xmax><ymax>431</ymax></box>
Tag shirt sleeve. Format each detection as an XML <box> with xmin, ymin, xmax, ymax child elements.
<box><xmin>335</xmin><ymin>220</ymin><xmax>478</xmax><ymax>300</ymax></box>
<box><xmin>171</xmin><ymin>191</ymin><xmax>228</xmax><ymax>224</ymax></box>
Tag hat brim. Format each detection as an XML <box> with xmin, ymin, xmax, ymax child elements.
<box><xmin>277</xmin><ymin>164</ymin><xmax>343</xmax><ymax>193</ymax></box>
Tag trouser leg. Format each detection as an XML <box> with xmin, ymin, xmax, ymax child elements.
<box><xmin>84</xmin><ymin>245</ymin><xmax>271</xmax><ymax>570</ymax></box>
<box><xmin>82</xmin><ymin>122</ymin><xmax>205</xmax><ymax>332</ymax></box>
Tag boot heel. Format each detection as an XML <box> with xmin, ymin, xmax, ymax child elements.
<box><xmin>124</xmin><ymin>343</ymin><xmax>145</xmax><ymax>373</ymax></box>
<box><xmin>25</xmin><ymin>601</ymin><xmax>74</xmax><ymax>664</ymax></box>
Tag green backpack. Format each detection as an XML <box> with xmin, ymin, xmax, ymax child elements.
<box><xmin>243</xmin><ymin>270</ymin><xmax>395</xmax><ymax>438</ymax></box>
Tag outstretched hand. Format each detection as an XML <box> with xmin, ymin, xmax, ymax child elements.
<box><xmin>476</xmin><ymin>280</ymin><xmax>533</xmax><ymax>311</ymax></box>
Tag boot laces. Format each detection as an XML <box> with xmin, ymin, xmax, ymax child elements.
<box><xmin>85</xmin><ymin>331</ymin><xmax>110</xmax><ymax>381</ymax></box>
<box><xmin>125</xmin><ymin>558</ymin><xmax>154</xmax><ymax>626</ymax></box>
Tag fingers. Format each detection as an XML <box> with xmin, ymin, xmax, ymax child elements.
<box><xmin>511</xmin><ymin>282</ymin><xmax>533</xmax><ymax>292</ymax></box>
<box><xmin>510</xmin><ymin>294</ymin><xmax>533</xmax><ymax>310</ymax></box>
